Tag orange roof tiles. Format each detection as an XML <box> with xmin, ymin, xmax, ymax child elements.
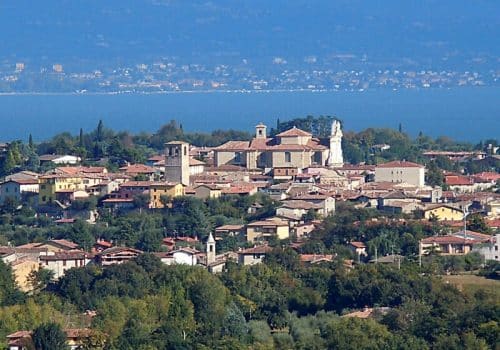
<box><xmin>276</xmin><ymin>127</ymin><xmax>312</xmax><ymax>137</ymax></box>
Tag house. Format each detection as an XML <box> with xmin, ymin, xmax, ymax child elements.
<box><xmin>246</xmin><ymin>218</ymin><xmax>290</xmax><ymax>242</ymax></box>
<box><xmin>192</xmin><ymin>184</ymin><xmax>222</xmax><ymax>199</ymax></box>
<box><xmin>101</xmin><ymin>198</ymin><xmax>135</xmax><ymax>211</ymax></box>
<box><xmin>299</xmin><ymin>254</ymin><xmax>334</xmax><ymax>265</ymax></box>
<box><xmin>6</xmin><ymin>328</ymin><xmax>94</xmax><ymax>350</ymax></box>
<box><xmin>419</xmin><ymin>230</ymin><xmax>491</xmax><ymax>256</ymax></box>
<box><xmin>374</xmin><ymin>161</ymin><xmax>425</xmax><ymax>187</ymax></box>
<box><xmin>273</xmin><ymin>167</ymin><xmax>299</xmax><ymax>180</ymax></box>
<box><xmin>38</xmin><ymin>174</ymin><xmax>86</xmax><ymax>205</ymax></box>
<box><xmin>93</xmin><ymin>239</ymin><xmax>113</xmax><ymax>253</ymax></box>
<box><xmin>16</xmin><ymin>239</ymin><xmax>80</xmax><ymax>253</ymax></box>
<box><xmin>39</xmin><ymin>251</ymin><xmax>91</xmax><ymax>279</ymax></box>
<box><xmin>96</xmin><ymin>247</ymin><xmax>143</xmax><ymax>266</ymax></box>
<box><xmin>295</xmin><ymin>222</ymin><xmax>317</xmax><ymax>238</ymax></box>
<box><xmin>349</xmin><ymin>241</ymin><xmax>367</xmax><ymax>257</ymax></box>
<box><xmin>486</xmin><ymin>200</ymin><xmax>500</xmax><ymax>217</ymax></box>
<box><xmin>0</xmin><ymin>178</ymin><xmax>39</xmax><ymax>204</ymax></box>
<box><xmin>215</xmin><ymin>224</ymin><xmax>245</xmax><ymax>239</ymax></box>
<box><xmin>213</xmin><ymin>123</ymin><xmax>338</xmax><ymax>170</ymax></box>
<box><xmin>238</xmin><ymin>245</ymin><xmax>273</xmax><ymax>265</ymax></box>
<box><xmin>119</xmin><ymin>164</ymin><xmax>157</xmax><ymax>180</ymax></box>
<box><xmin>472</xmin><ymin>234</ymin><xmax>500</xmax><ymax>262</ymax></box>
<box><xmin>39</xmin><ymin>154</ymin><xmax>81</xmax><ymax>165</ymax></box>
<box><xmin>423</xmin><ymin>204</ymin><xmax>465</xmax><ymax>221</ymax></box>
<box><xmin>277</xmin><ymin>194</ymin><xmax>335</xmax><ymax>218</ymax></box>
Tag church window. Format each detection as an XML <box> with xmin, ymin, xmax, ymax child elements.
<box><xmin>285</xmin><ymin>152</ymin><xmax>291</xmax><ymax>163</ymax></box>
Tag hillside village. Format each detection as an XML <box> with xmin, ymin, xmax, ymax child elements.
<box><xmin>0</xmin><ymin>118</ymin><xmax>499</xmax><ymax>349</ymax></box>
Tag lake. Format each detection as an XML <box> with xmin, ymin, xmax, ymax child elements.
<box><xmin>0</xmin><ymin>88</ymin><xmax>498</xmax><ymax>142</ymax></box>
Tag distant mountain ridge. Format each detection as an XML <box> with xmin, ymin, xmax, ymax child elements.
<box><xmin>1</xmin><ymin>0</ymin><xmax>498</xmax><ymax>69</ymax></box>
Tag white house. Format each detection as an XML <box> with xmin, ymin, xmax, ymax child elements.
<box><xmin>39</xmin><ymin>251</ymin><xmax>91</xmax><ymax>279</ymax></box>
<box><xmin>375</xmin><ymin>161</ymin><xmax>425</xmax><ymax>187</ymax></box>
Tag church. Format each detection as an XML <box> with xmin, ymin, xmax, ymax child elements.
<box><xmin>213</xmin><ymin>121</ymin><xmax>343</xmax><ymax>170</ymax></box>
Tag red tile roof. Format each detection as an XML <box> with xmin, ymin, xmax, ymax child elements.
<box><xmin>350</xmin><ymin>241</ymin><xmax>366</xmax><ymax>248</ymax></box>
<box><xmin>276</xmin><ymin>127</ymin><xmax>312</xmax><ymax>137</ymax></box>
<box><xmin>119</xmin><ymin>164</ymin><xmax>156</xmax><ymax>174</ymax></box>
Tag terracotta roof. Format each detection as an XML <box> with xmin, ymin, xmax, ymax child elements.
<box><xmin>3</xmin><ymin>178</ymin><xmax>39</xmax><ymax>185</ymax></box>
<box><xmin>445</xmin><ymin>175</ymin><xmax>474</xmax><ymax>186</ymax></box>
<box><xmin>376</xmin><ymin>160</ymin><xmax>424</xmax><ymax>168</ymax></box>
<box><xmin>121</xmin><ymin>181</ymin><xmax>153</xmax><ymax>187</ymax></box>
<box><xmin>239</xmin><ymin>245</ymin><xmax>273</xmax><ymax>254</ymax></box>
<box><xmin>299</xmin><ymin>254</ymin><xmax>334</xmax><ymax>263</ymax></box>
<box><xmin>119</xmin><ymin>164</ymin><xmax>156</xmax><ymax>174</ymax></box>
<box><xmin>276</xmin><ymin>127</ymin><xmax>312</xmax><ymax>137</ymax></box>
<box><xmin>148</xmin><ymin>155</ymin><xmax>164</xmax><ymax>162</ymax></box>
<box><xmin>247</xmin><ymin>218</ymin><xmax>289</xmax><ymax>227</ymax></box>
<box><xmin>189</xmin><ymin>158</ymin><xmax>205</xmax><ymax>166</ymax></box>
<box><xmin>421</xmin><ymin>235</ymin><xmax>480</xmax><ymax>244</ymax></box>
<box><xmin>95</xmin><ymin>239</ymin><xmax>113</xmax><ymax>248</ymax></box>
<box><xmin>98</xmin><ymin>246</ymin><xmax>143</xmax><ymax>255</ymax></box>
<box><xmin>49</xmin><ymin>239</ymin><xmax>79</xmax><ymax>249</ymax></box>
<box><xmin>56</xmin><ymin>166</ymin><xmax>107</xmax><ymax>175</ymax></box>
<box><xmin>214</xmin><ymin>140</ymin><xmax>250</xmax><ymax>151</ymax></box>
<box><xmin>350</xmin><ymin>241</ymin><xmax>366</xmax><ymax>248</ymax></box>
<box><xmin>39</xmin><ymin>251</ymin><xmax>89</xmax><ymax>261</ymax></box>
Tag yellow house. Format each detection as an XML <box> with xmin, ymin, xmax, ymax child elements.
<box><xmin>39</xmin><ymin>174</ymin><xmax>85</xmax><ymax>204</ymax></box>
<box><xmin>423</xmin><ymin>204</ymin><xmax>464</xmax><ymax>221</ymax></box>
<box><xmin>246</xmin><ymin>218</ymin><xmax>290</xmax><ymax>242</ymax></box>
<box><xmin>149</xmin><ymin>182</ymin><xmax>185</xmax><ymax>208</ymax></box>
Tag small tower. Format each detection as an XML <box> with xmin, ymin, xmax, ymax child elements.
<box><xmin>206</xmin><ymin>232</ymin><xmax>216</xmax><ymax>265</ymax></box>
<box><xmin>165</xmin><ymin>141</ymin><xmax>190</xmax><ymax>186</ymax></box>
<box><xmin>328</xmin><ymin>120</ymin><xmax>344</xmax><ymax>168</ymax></box>
<box><xmin>255</xmin><ymin>123</ymin><xmax>267</xmax><ymax>139</ymax></box>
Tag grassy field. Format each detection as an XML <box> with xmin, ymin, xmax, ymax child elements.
<box><xmin>441</xmin><ymin>275</ymin><xmax>500</xmax><ymax>296</ymax></box>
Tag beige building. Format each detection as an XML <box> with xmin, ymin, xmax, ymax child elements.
<box><xmin>238</xmin><ymin>245</ymin><xmax>273</xmax><ymax>265</ymax></box>
<box><xmin>214</xmin><ymin>124</ymin><xmax>331</xmax><ymax>170</ymax></box>
<box><xmin>246</xmin><ymin>218</ymin><xmax>290</xmax><ymax>242</ymax></box>
<box><xmin>423</xmin><ymin>204</ymin><xmax>465</xmax><ymax>221</ymax></box>
<box><xmin>374</xmin><ymin>161</ymin><xmax>425</xmax><ymax>187</ymax></box>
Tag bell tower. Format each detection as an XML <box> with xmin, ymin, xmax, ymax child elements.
<box><xmin>328</xmin><ymin>120</ymin><xmax>344</xmax><ymax>168</ymax></box>
<box><xmin>165</xmin><ymin>141</ymin><xmax>190</xmax><ymax>186</ymax></box>
<box><xmin>206</xmin><ymin>232</ymin><xmax>216</xmax><ymax>265</ymax></box>
<box><xmin>255</xmin><ymin>123</ymin><xmax>267</xmax><ymax>139</ymax></box>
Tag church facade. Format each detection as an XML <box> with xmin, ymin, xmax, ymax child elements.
<box><xmin>213</xmin><ymin>122</ymin><xmax>343</xmax><ymax>170</ymax></box>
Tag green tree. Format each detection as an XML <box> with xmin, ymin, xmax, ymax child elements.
<box><xmin>32</xmin><ymin>322</ymin><xmax>67</xmax><ymax>350</ymax></box>
<box><xmin>28</xmin><ymin>268</ymin><xmax>55</xmax><ymax>292</ymax></box>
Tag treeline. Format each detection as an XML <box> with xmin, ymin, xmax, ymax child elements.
<box><xmin>2</xmin><ymin>116</ymin><xmax>499</xmax><ymax>177</ymax></box>
<box><xmin>0</xmin><ymin>252</ymin><xmax>498</xmax><ymax>349</ymax></box>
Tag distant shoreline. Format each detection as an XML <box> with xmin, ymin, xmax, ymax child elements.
<box><xmin>0</xmin><ymin>86</ymin><xmax>495</xmax><ymax>97</ymax></box>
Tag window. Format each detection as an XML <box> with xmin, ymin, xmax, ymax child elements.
<box><xmin>63</xmin><ymin>260</ymin><xmax>67</xmax><ymax>266</ymax></box>
<box><xmin>184</xmin><ymin>146</ymin><xmax>187</xmax><ymax>156</ymax></box>
<box><xmin>285</xmin><ymin>152</ymin><xmax>291</xmax><ymax>163</ymax></box>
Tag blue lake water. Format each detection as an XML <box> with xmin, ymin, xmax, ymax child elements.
<box><xmin>0</xmin><ymin>88</ymin><xmax>498</xmax><ymax>142</ymax></box>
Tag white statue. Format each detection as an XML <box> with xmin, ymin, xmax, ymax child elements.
<box><xmin>328</xmin><ymin>120</ymin><xmax>344</xmax><ymax>167</ymax></box>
